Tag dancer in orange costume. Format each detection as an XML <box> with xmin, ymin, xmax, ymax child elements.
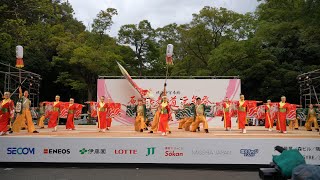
<box><xmin>264</xmin><ymin>100</ymin><xmax>274</xmax><ymax>131</ymax></box>
<box><xmin>106</xmin><ymin>97</ymin><xmax>112</xmax><ymax>130</ymax></box>
<box><xmin>66</xmin><ymin>98</ymin><xmax>76</xmax><ymax>130</ymax></box>
<box><xmin>48</xmin><ymin>95</ymin><xmax>62</xmax><ymax>132</ymax></box>
<box><xmin>236</xmin><ymin>94</ymin><xmax>248</xmax><ymax>133</ymax></box>
<box><xmin>0</xmin><ymin>92</ymin><xmax>14</xmax><ymax>136</ymax></box>
<box><xmin>97</xmin><ymin>96</ymin><xmax>107</xmax><ymax>132</ymax></box>
<box><xmin>223</xmin><ymin>97</ymin><xmax>232</xmax><ymax>131</ymax></box>
<box><xmin>277</xmin><ymin>96</ymin><xmax>290</xmax><ymax>134</ymax></box>
<box><xmin>149</xmin><ymin>92</ymin><xmax>171</xmax><ymax>134</ymax></box>
<box><xmin>158</xmin><ymin>83</ymin><xmax>171</xmax><ymax>136</ymax></box>
<box><xmin>158</xmin><ymin>95</ymin><xmax>171</xmax><ymax>136</ymax></box>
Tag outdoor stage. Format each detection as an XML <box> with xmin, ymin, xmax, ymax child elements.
<box><xmin>4</xmin><ymin>125</ymin><xmax>320</xmax><ymax>139</ymax></box>
<box><xmin>1</xmin><ymin>125</ymin><xmax>319</xmax><ymax>165</ymax></box>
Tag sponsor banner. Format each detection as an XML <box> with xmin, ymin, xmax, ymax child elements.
<box><xmin>97</xmin><ymin>79</ymin><xmax>241</xmax><ymax>125</ymax></box>
<box><xmin>0</xmin><ymin>137</ymin><xmax>319</xmax><ymax>165</ymax></box>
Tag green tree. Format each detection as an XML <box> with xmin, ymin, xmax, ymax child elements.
<box><xmin>118</xmin><ymin>20</ymin><xmax>160</xmax><ymax>75</ymax></box>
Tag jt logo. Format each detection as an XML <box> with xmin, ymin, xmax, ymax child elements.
<box><xmin>146</xmin><ymin>147</ymin><xmax>156</xmax><ymax>156</ymax></box>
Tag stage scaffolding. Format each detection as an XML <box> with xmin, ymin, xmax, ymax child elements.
<box><xmin>297</xmin><ymin>69</ymin><xmax>320</xmax><ymax>107</ymax></box>
<box><xmin>0</xmin><ymin>62</ymin><xmax>41</xmax><ymax>107</ymax></box>
<box><xmin>98</xmin><ymin>76</ymin><xmax>240</xmax><ymax>79</ymax></box>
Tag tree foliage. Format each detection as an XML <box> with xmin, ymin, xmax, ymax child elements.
<box><xmin>0</xmin><ymin>0</ymin><xmax>319</xmax><ymax>104</ymax></box>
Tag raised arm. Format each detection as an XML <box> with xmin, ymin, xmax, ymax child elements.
<box><xmin>18</xmin><ymin>86</ymin><xmax>22</xmax><ymax>98</ymax></box>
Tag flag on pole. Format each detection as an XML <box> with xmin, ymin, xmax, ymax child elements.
<box><xmin>116</xmin><ymin>61</ymin><xmax>149</xmax><ymax>97</ymax></box>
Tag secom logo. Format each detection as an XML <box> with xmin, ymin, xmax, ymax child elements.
<box><xmin>7</xmin><ymin>147</ymin><xmax>35</xmax><ymax>155</ymax></box>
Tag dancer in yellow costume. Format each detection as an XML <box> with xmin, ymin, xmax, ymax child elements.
<box><xmin>37</xmin><ymin>102</ymin><xmax>46</xmax><ymax>128</ymax></box>
<box><xmin>135</xmin><ymin>99</ymin><xmax>147</xmax><ymax>132</ymax></box>
<box><xmin>190</xmin><ymin>97</ymin><xmax>209</xmax><ymax>133</ymax></box>
<box><xmin>305</xmin><ymin>104</ymin><xmax>319</xmax><ymax>132</ymax></box>
<box><xmin>12</xmin><ymin>86</ymin><xmax>39</xmax><ymax>133</ymax></box>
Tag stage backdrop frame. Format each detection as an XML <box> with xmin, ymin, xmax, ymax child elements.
<box><xmin>97</xmin><ymin>78</ymin><xmax>241</xmax><ymax>125</ymax></box>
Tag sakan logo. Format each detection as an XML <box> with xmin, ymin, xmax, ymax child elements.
<box><xmin>43</xmin><ymin>148</ymin><xmax>70</xmax><ymax>154</ymax></box>
<box><xmin>240</xmin><ymin>149</ymin><xmax>259</xmax><ymax>157</ymax></box>
<box><xmin>7</xmin><ymin>147</ymin><xmax>35</xmax><ymax>155</ymax></box>
<box><xmin>165</xmin><ymin>147</ymin><xmax>184</xmax><ymax>157</ymax></box>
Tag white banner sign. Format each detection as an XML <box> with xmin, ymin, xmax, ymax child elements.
<box><xmin>1</xmin><ymin>137</ymin><xmax>319</xmax><ymax>165</ymax></box>
<box><xmin>97</xmin><ymin>79</ymin><xmax>241</xmax><ymax>125</ymax></box>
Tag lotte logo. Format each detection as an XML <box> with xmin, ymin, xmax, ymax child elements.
<box><xmin>146</xmin><ymin>147</ymin><xmax>156</xmax><ymax>156</ymax></box>
<box><xmin>114</xmin><ymin>149</ymin><xmax>137</xmax><ymax>155</ymax></box>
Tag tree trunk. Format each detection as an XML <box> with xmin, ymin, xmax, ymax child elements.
<box><xmin>87</xmin><ymin>88</ymin><xmax>93</xmax><ymax>101</ymax></box>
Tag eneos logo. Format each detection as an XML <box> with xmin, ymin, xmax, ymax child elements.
<box><xmin>7</xmin><ymin>147</ymin><xmax>35</xmax><ymax>155</ymax></box>
<box><xmin>43</xmin><ymin>148</ymin><xmax>70</xmax><ymax>154</ymax></box>
<box><xmin>240</xmin><ymin>149</ymin><xmax>259</xmax><ymax>157</ymax></box>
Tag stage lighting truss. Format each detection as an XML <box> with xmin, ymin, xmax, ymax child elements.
<box><xmin>297</xmin><ymin>69</ymin><xmax>320</xmax><ymax>107</ymax></box>
<box><xmin>0</xmin><ymin>62</ymin><xmax>41</xmax><ymax>108</ymax></box>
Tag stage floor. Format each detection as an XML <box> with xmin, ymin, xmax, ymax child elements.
<box><xmin>6</xmin><ymin>125</ymin><xmax>320</xmax><ymax>139</ymax></box>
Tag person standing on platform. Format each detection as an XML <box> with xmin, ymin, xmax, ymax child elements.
<box><xmin>12</xmin><ymin>87</ymin><xmax>38</xmax><ymax>133</ymax></box>
<box><xmin>66</xmin><ymin>98</ymin><xmax>76</xmax><ymax>130</ymax></box>
<box><xmin>304</xmin><ymin>104</ymin><xmax>319</xmax><ymax>132</ymax></box>
<box><xmin>0</xmin><ymin>92</ymin><xmax>14</xmax><ymax>136</ymax></box>
<box><xmin>223</xmin><ymin>97</ymin><xmax>232</xmax><ymax>131</ymax></box>
<box><xmin>37</xmin><ymin>102</ymin><xmax>46</xmax><ymax>129</ymax></box>
<box><xmin>190</xmin><ymin>97</ymin><xmax>209</xmax><ymax>133</ymax></box>
<box><xmin>135</xmin><ymin>98</ymin><xmax>147</xmax><ymax>132</ymax></box>
<box><xmin>106</xmin><ymin>97</ymin><xmax>112</xmax><ymax>130</ymax></box>
<box><xmin>158</xmin><ymin>95</ymin><xmax>171</xmax><ymax>136</ymax></box>
<box><xmin>277</xmin><ymin>96</ymin><xmax>290</xmax><ymax>134</ymax></box>
<box><xmin>97</xmin><ymin>96</ymin><xmax>107</xmax><ymax>132</ymax></box>
<box><xmin>48</xmin><ymin>95</ymin><xmax>62</xmax><ymax>132</ymax></box>
<box><xmin>265</xmin><ymin>100</ymin><xmax>274</xmax><ymax>131</ymax></box>
<box><xmin>236</xmin><ymin>94</ymin><xmax>248</xmax><ymax>133</ymax></box>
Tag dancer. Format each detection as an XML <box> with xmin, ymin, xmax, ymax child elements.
<box><xmin>190</xmin><ymin>97</ymin><xmax>209</xmax><ymax>133</ymax></box>
<box><xmin>149</xmin><ymin>106</ymin><xmax>160</xmax><ymax>133</ymax></box>
<box><xmin>289</xmin><ymin>117</ymin><xmax>299</xmax><ymax>130</ymax></box>
<box><xmin>265</xmin><ymin>100</ymin><xmax>274</xmax><ymax>131</ymax></box>
<box><xmin>223</xmin><ymin>97</ymin><xmax>232</xmax><ymax>131</ymax></box>
<box><xmin>158</xmin><ymin>95</ymin><xmax>171</xmax><ymax>136</ymax></box>
<box><xmin>277</xmin><ymin>96</ymin><xmax>290</xmax><ymax>134</ymax></box>
<box><xmin>135</xmin><ymin>98</ymin><xmax>147</xmax><ymax>132</ymax></box>
<box><xmin>106</xmin><ymin>97</ymin><xmax>112</xmax><ymax>130</ymax></box>
<box><xmin>149</xmin><ymin>92</ymin><xmax>171</xmax><ymax>134</ymax></box>
<box><xmin>37</xmin><ymin>102</ymin><xmax>45</xmax><ymax>128</ymax></box>
<box><xmin>177</xmin><ymin>97</ymin><xmax>187</xmax><ymax>129</ymax></box>
<box><xmin>66</xmin><ymin>98</ymin><xmax>76</xmax><ymax>130</ymax></box>
<box><xmin>97</xmin><ymin>96</ymin><xmax>107</xmax><ymax>132</ymax></box>
<box><xmin>0</xmin><ymin>92</ymin><xmax>14</xmax><ymax>136</ymax></box>
<box><xmin>12</xmin><ymin>87</ymin><xmax>38</xmax><ymax>133</ymax></box>
<box><xmin>48</xmin><ymin>95</ymin><xmax>62</xmax><ymax>132</ymax></box>
<box><xmin>183</xmin><ymin>103</ymin><xmax>196</xmax><ymax>131</ymax></box>
<box><xmin>305</xmin><ymin>104</ymin><xmax>319</xmax><ymax>132</ymax></box>
<box><xmin>236</xmin><ymin>94</ymin><xmax>248</xmax><ymax>133</ymax></box>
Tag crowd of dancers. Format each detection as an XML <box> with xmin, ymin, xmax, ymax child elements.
<box><xmin>1</xmin><ymin>84</ymin><xmax>319</xmax><ymax>136</ymax></box>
